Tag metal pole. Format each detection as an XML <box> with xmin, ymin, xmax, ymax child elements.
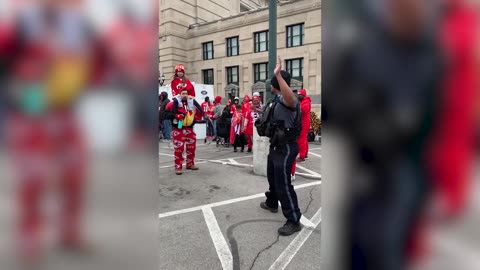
<box><xmin>265</xmin><ymin>0</ymin><xmax>277</xmax><ymax>104</ymax></box>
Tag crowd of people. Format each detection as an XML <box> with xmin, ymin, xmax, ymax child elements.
<box><xmin>158</xmin><ymin>63</ymin><xmax>314</xmax><ymax>175</ymax></box>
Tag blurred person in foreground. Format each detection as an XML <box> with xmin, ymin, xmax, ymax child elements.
<box><xmin>104</xmin><ymin>3</ymin><xmax>157</xmax><ymax>149</ymax></box>
<box><xmin>428</xmin><ymin>0</ymin><xmax>480</xmax><ymax>220</ymax></box>
<box><xmin>323</xmin><ymin>0</ymin><xmax>443</xmax><ymax>269</ymax></box>
<box><xmin>5</xmin><ymin>0</ymin><xmax>96</xmax><ymax>265</ymax></box>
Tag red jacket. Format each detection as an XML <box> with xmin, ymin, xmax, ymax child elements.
<box><xmin>230</xmin><ymin>111</ymin><xmax>244</xmax><ymax>144</ymax></box>
<box><xmin>244</xmin><ymin>107</ymin><xmax>255</xmax><ymax>136</ymax></box>
<box><xmin>201</xmin><ymin>101</ymin><xmax>215</xmax><ymax>118</ymax></box>
<box><xmin>242</xmin><ymin>101</ymin><xmax>252</xmax><ymax>117</ymax></box>
<box><xmin>171</xmin><ymin>77</ymin><xmax>195</xmax><ymax>97</ymax></box>
<box><xmin>300</xmin><ymin>97</ymin><xmax>312</xmax><ymax>132</ymax></box>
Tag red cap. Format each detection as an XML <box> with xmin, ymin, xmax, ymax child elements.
<box><xmin>243</xmin><ymin>95</ymin><xmax>250</xmax><ymax>101</ymax></box>
<box><xmin>215</xmin><ymin>96</ymin><xmax>222</xmax><ymax>103</ymax></box>
<box><xmin>175</xmin><ymin>64</ymin><xmax>185</xmax><ymax>73</ymax></box>
<box><xmin>298</xmin><ymin>89</ymin><xmax>307</xmax><ymax>96</ymax></box>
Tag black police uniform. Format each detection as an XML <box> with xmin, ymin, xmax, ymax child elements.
<box><xmin>264</xmin><ymin>94</ymin><xmax>302</xmax><ymax>225</ymax></box>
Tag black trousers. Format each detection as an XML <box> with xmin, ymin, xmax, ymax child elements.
<box><xmin>266</xmin><ymin>143</ymin><xmax>302</xmax><ymax>223</ymax></box>
<box><xmin>234</xmin><ymin>134</ymin><xmax>245</xmax><ymax>150</ymax></box>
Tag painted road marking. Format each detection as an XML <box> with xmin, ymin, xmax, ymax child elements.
<box><xmin>307</xmin><ymin>152</ymin><xmax>322</xmax><ymax>158</ymax></box>
<box><xmin>294</xmin><ymin>172</ymin><xmax>322</xmax><ymax>180</ymax></box>
<box><xmin>269</xmin><ymin>208</ymin><xmax>322</xmax><ymax>270</ymax></box>
<box><xmin>295</xmin><ymin>165</ymin><xmax>321</xmax><ymax>177</ymax></box>
<box><xmin>158</xmin><ymin>181</ymin><xmax>321</xmax><ymax>219</ymax></box>
<box><xmin>431</xmin><ymin>229</ymin><xmax>480</xmax><ymax>269</ymax></box>
<box><xmin>300</xmin><ymin>216</ymin><xmax>316</xmax><ymax>228</ymax></box>
<box><xmin>159</xmin><ymin>161</ymin><xmax>209</xmax><ymax>169</ymax></box>
<box><xmin>203</xmin><ymin>207</ymin><xmax>234</xmax><ymax>270</ymax></box>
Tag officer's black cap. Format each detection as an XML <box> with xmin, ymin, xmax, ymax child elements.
<box><xmin>271</xmin><ymin>70</ymin><xmax>291</xmax><ymax>91</ymax></box>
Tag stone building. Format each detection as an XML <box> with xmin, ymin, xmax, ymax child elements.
<box><xmin>159</xmin><ymin>0</ymin><xmax>321</xmax><ymax>108</ymax></box>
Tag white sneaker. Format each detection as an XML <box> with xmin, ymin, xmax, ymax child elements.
<box><xmin>291</xmin><ymin>174</ymin><xmax>296</xmax><ymax>181</ymax></box>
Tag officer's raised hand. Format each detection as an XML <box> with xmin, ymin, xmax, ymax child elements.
<box><xmin>274</xmin><ymin>56</ymin><xmax>297</xmax><ymax>108</ymax></box>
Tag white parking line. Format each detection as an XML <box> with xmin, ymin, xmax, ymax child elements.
<box><xmin>158</xmin><ymin>181</ymin><xmax>321</xmax><ymax>219</ymax></box>
<box><xmin>309</xmin><ymin>147</ymin><xmax>321</xmax><ymax>151</ymax></box>
<box><xmin>227</xmin><ymin>159</ymin><xmax>239</xmax><ymax>165</ymax></box>
<box><xmin>159</xmin><ymin>161</ymin><xmax>209</xmax><ymax>169</ymax></box>
<box><xmin>295</xmin><ymin>165</ymin><xmax>321</xmax><ymax>177</ymax></box>
<box><xmin>308</xmin><ymin>152</ymin><xmax>322</xmax><ymax>158</ymax></box>
<box><xmin>300</xmin><ymin>216</ymin><xmax>316</xmax><ymax>228</ymax></box>
<box><xmin>294</xmin><ymin>172</ymin><xmax>322</xmax><ymax>180</ymax></box>
<box><xmin>202</xmin><ymin>207</ymin><xmax>234</xmax><ymax>270</ymax></box>
<box><xmin>269</xmin><ymin>208</ymin><xmax>322</xmax><ymax>270</ymax></box>
<box><xmin>432</xmin><ymin>229</ymin><xmax>480</xmax><ymax>269</ymax></box>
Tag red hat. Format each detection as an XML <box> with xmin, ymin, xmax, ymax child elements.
<box><xmin>252</xmin><ymin>95</ymin><xmax>261</xmax><ymax>101</ymax></box>
<box><xmin>215</xmin><ymin>96</ymin><xmax>222</xmax><ymax>103</ymax></box>
<box><xmin>298</xmin><ymin>89</ymin><xmax>307</xmax><ymax>96</ymax></box>
<box><xmin>243</xmin><ymin>95</ymin><xmax>250</xmax><ymax>101</ymax></box>
<box><xmin>175</xmin><ymin>64</ymin><xmax>185</xmax><ymax>73</ymax></box>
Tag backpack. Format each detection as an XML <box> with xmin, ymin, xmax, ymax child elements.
<box><xmin>255</xmin><ymin>99</ymin><xmax>301</xmax><ymax>139</ymax></box>
<box><xmin>255</xmin><ymin>101</ymin><xmax>277</xmax><ymax>137</ymax></box>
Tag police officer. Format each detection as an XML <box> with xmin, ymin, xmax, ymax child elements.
<box><xmin>260</xmin><ymin>56</ymin><xmax>302</xmax><ymax>236</ymax></box>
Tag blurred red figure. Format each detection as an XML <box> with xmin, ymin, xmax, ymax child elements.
<box><xmin>171</xmin><ymin>64</ymin><xmax>195</xmax><ymax>98</ymax></box>
<box><xmin>291</xmin><ymin>89</ymin><xmax>311</xmax><ymax>176</ymax></box>
<box><xmin>7</xmin><ymin>0</ymin><xmax>91</xmax><ymax>262</ymax></box>
<box><xmin>430</xmin><ymin>0</ymin><xmax>479</xmax><ymax>218</ymax></box>
<box><xmin>297</xmin><ymin>89</ymin><xmax>311</xmax><ymax>161</ymax></box>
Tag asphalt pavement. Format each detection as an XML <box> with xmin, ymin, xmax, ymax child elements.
<box><xmin>159</xmin><ymin>140</ymin><xmax>322</xmax><ymax>270</ymax></box>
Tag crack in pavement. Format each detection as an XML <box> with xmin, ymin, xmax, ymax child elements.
<box><xmin>303</xmin><ymin>187</ymin><xmax>317</xmax><ymax>216</ymax></box>
<box><xmin>226</xmin><ymin>219</ymin><xmax>283</xmax><ymax>270</ymax></box>
<box><xmin>249</xmin><ymin>234</ymin><xmax>281</xmax><ymax>270</ymax></box>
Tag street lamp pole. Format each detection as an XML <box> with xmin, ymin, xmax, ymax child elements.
<box><xmin>265</xmin><ymin>0</ymin><xmax>277</xmax><ymax>104</ymax></box>
<box><xmin>159</xmin><ymin>73</ymin><xmax>165</xmax><ymax>86</ymax></box>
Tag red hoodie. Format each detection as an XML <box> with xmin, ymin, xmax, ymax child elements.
<box><xmin>300</xmin><ymin>97</ymin><xmax>312</xmax><ymax>130</ymax></box>
<box><xmin>171</xmin><ymin>77</ymin><xmax>195</xmax><ymax>97</ymax></box>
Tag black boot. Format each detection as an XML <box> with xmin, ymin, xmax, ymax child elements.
<box><xmin>278</xmin><ymin>221</ymin><xmax>302</xmax><ymax>236</ymax></box>
<box><xmin>247</xmin><ymin>148</ymin><xmax>252</xmax><ymax>153</ymax></box>
<box><xmin>260</xmin><ymin>202</ymin><xmax>278</xmax><ymax>213</ymax></box>
<box><xmin>234</xmin><ymin>148</ymin><xmax>238</xmax><ymax>152</ymax></box>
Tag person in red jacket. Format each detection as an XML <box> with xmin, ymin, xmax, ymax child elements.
<box><xmin>230</xmin><ymin>97</ymin><xmax>239</xmax><ymax>115</ymax></box>
<box><xmin>241</xmin><ymin>95</ymin><xmax>252</xmax><ymax>116</ymax></box>
<box><xmin>171</xmin><ymin>64</ymin><xmax>195</xmax><ymax>98</ymax></box>
<box><xmin>231</xmin><ymin>104</ymin><xmax>245</xmax><ymax>152</ymax></box>
<box><xmin>171</xmin><ymin>89</ymin><xmax>204</xmax><ymax>175</ymax></box>
<box><xmin>405</xmin><ymin>0</ymin><xmax>480</xmax><ymax>265</ymax></box>
<box><xmin>297</xmin><ymin>89</ymin><xmax>312</xmax><ymax>162</ymax></box>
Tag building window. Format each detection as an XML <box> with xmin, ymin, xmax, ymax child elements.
<box><xmin>254</xmin><ymin>31</ymin><xmax>268</xmax><ymax>53</ymax></box>
<box><xmin>226</xmin><ymin>36</ymin><xmax>239</xmax><ymax>57</ymax></box>
<box><xmin>202</xmin><ymin>41</ymin><xmax>214</xmax><ymax>60</ymax></box>
<box><xmin>202</xmin><ymin>69</ymin><xmax>214</xmax><ymax>85</ymax></box>
<box><xmin>286</xmin><ymin>58</ymin><xmax>304</xmax><ymax>78</ymax></box>
<box><xmin>253</xmin><ymin>63</ymin><xmax>268</xmax><ymax>82</ymax></box>
<box><xmin>286</xmin><ymin>23</ymin><xmax>304</xmax><ymax>48</ymax></box>
<box><xmin>226</xmin><ymin>66</ymin><xmax>239</xmax><ymax>85</ymax></box>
